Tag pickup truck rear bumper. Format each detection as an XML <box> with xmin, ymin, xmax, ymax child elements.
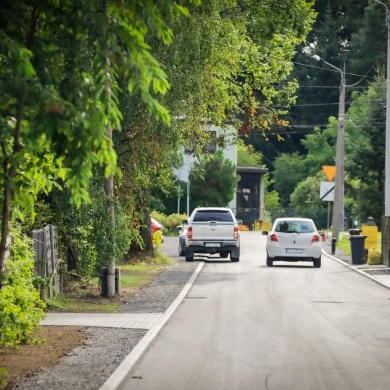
<box><xmin>186</xmin><ymin>241</ymin><xmax>239</xmax><ymax>255</ymax></box>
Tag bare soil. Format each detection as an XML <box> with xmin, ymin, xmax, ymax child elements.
<box><xmin>0</xmin><ymin>286</ymin><xmax>138</xmax><ymax>389</ymax></box>
<box><xmin>0</xmin><ymin>326</ymin><xmax>87</xmax><ymax>389</ymax></box>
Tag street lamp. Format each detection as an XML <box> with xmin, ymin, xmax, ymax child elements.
<box><xmin>312</xmin><ymin>55</ymin><xmax>346</xmax><ymax>241</ymax></box>
<box><xmin>375</xmin><ymin>0</ymin><xmax>390</xmax><ymax>216</ymax></box>
<box><xmin>185</xmin><ymin>154</ymin><xmax>200</xmax><ymax>216</ymax></box>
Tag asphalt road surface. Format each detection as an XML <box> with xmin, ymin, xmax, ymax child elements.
<box><xmin>119</xmin><ymin>232</ymin><xmax>390</xmax><ymax>390</ymax></box>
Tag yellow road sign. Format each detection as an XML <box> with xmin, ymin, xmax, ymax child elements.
<box><xmin>322</xmin><ymin>165</ymin><xmax>336</xmax><ymax>181</ymax></box>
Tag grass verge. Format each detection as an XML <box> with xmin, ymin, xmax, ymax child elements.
<box><xmin>46</xmin><ymin>249</ymin><xmax>174</xmax><ymax>313</ymax></box>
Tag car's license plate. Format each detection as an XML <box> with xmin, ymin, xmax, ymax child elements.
<box><xmin>205</xmin><ymin>242</ymin><xmax>221</xmax><ymax>247</ymax></box>
<box><xmin>286</xmin><ymin>248</ymin><xmax>303</xmax><ymax>254</ymax></box>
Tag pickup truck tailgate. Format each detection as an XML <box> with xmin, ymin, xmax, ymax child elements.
<box><xmin>191</xmin><ymin>221</ymin><xmax>235</xmax><ymax>240</ymax></box>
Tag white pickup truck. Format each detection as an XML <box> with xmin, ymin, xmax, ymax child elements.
<box><xmin>180</xmin><ymin>207</ymin><xmax>240</xmax><ymax>262</ymax></box>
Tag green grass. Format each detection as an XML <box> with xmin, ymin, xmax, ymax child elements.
<box><xmin>337</xmin><ymin>233</ymin><xmax>351</xmax><ymax>255</ymax></box>
<box><xmin>47</xmin><ymin>250</ymin><xmax>174</xmax><ymax>313</ymax></box>
<box><xmin>120</xmin><ymin>263</ymin><xmax>168</xmax><ymax>288</ymax></box>
<box><xmin>48</xmin><ymin>293</ymin><xmax>119</xmax><ymax>313</ymax></box>
<box><xmin>335</xmin><ymin>231</ymin><xmax>382</xmax><ymax>255</ymax></box>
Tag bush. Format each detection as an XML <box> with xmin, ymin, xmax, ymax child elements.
<box><xmin>368</xmin><ymin>249</ymin><xmax>382</xmax><ymax>265</ymax></box>
<box><xmin>0</xmin><ymin>224</ymin><xmax>45</xmax><ymax>347</ymax></box>
<box><xmin>151</xmin><ymin>211</ymin><xmax>188</xmax><ymax>236</ymax></box>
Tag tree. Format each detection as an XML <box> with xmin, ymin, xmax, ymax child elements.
<box><xmin>189</xmin><ymin>150</ymin><xmax>238</xmax><ymax>209</ymax></box>
<box><xmin>237</xmin><ymin>139</ymin><xmax>262</xmax><ymax>167</ymax></box>
<box><xmin>0</xmin><ymin>0</ymin><xmax>193</xmax><ymax>281</ymax></box>
<box><xmin>114</xmin><ymin>0</ymin><xmax>316</xmax><ymax>247</ymax></box>
<box><xmin>290</xmin><ymin>172</ymin><xmax>326</xmax><ymax>209</ymax></box>
<box><xmin>273</xmin><ymin>152</ymin><xmax>307</xmax><ymax>207</ymax></box>
<box><xmin>301</xmin><ymin>125</ymin><xmax>336</xmax><ymax>176</ymax></box>
<box><xmin>344</xmin><ymin>76</ymin><xmax>386</xmax><ymax>222</ymax></box>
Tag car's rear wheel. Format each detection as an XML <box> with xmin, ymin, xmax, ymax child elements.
<box><xmin>230</xmin><ymin>256</ymin><xmax>239</xmax><ymax>262</ymax></box>
<box><xmin>185</xmin><ymin>249</ymin><xmax>193</xmax><ymax>262</ymax></box>
<box><xmin>178</xmin><ymin>240</ymin><xmax>185</xmax><ymax>256</ymax></box>
<box><xmin>266</xmin><ymin>254</ymin><xmax>273</xmax><ymax>267</ymax></box>
<box><xmin>220</xmin><ymin>253</ymin><xmax>229</xmax><ymax>259</ymax></box>
<box><xmin>313</xmin><ymin>256</ymin><xmax>321</xmax><ymax>268</ymax></box>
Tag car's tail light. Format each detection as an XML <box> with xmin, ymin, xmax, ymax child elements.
<box><xmin>311</xmin><ymin>234</ymin><xmax>320</xmax><ymax>242</ymax></box>
<box><xmin>187</xmin><ymin>227</ymin><xmax>192</xmax><ymax>239</ymax></box>
<box><xmin>234</xmin><ymin>227</ymin><xmax>239</xmax><ymax>240</ymax></box>
<box><xmin>270</xmin><ymin>233</ymin><xmax>278</xmax><ymax>242</ymax></box>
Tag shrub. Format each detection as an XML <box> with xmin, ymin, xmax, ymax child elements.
<box><xmin>0</xmin><ymin>224</ymin><xmax>45</xmax><ymax>347</ymax></box>
<box><xmin>151</xmin><ymin>211</ymin><xmax>187</xmax><ymax>236</ymax></box>
<box><xmin>368</xmin><ymin>249</ymin><xmax>382</xmax><ymax>265</ymax></box>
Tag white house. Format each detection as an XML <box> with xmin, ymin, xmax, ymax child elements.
<box><xmin>175</xmin><ymin>123</ymin><xmax>237</xmax><ymax>215</ymax></box>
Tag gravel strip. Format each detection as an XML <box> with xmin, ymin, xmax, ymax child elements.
<box><xmin>14</xmin><ymin>328</ymin><xmax>148</xmax><ymax>390</ymax></box>
<box><xmin>14</xmin><ymin>238</ymin><xmax>199</xmax><ymax>390</ymax></box>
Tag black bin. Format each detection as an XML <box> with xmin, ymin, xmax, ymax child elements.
<box><xmin>349</xmin><ymin>235</ymin><xmax>367</xmax><ymax>265</ymax></box>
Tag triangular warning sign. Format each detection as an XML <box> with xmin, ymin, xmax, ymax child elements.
<box><xmin>322</xmin><ymin>165</ymin><xmax>336</xmax><ymax>181</ymax></box>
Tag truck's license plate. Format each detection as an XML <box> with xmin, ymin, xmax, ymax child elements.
<box><xmin>205</xmin><ymin>243</ymin><xmax>221</xmax><ymax>247</ymax></box>
<box><xmin>286</xmin><ymin>248</ymin><xmax>303</xmax><ymax>254</ymax></box>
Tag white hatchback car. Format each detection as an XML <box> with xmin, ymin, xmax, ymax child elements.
<box><xmin>262</xmin><ymin>218</ymin><xmax>322</xmax><ymax>268</ymax></box>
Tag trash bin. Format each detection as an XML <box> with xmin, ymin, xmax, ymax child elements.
<box><xmin>348</xmin><ymin>228</ymin><xmax>362</xmax><ymax>236</ymax></box>
<box><xmin>349</xmin><ymin>235</ymin><xmax>367</xmax><ymax>265</ymax></box>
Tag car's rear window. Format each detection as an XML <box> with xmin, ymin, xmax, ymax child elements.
<box><xmin>276</xmin><ymin>221</ymin><xmax>315</xmax><ymax>233</ymax></box>
<box><xmin>193</xmin><ymin>210</ymin><xmax>234</xmax><ymax>222</ymax></box>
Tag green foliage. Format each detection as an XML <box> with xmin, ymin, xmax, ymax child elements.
<box><xmin>0</xmin><ymin>0</ymin><xmax>317</xmax><ymax>290</ymax></box>
<box><xmin>0</xmin><ymin>367</ymin><xmax>7</xmax><ymax>388</ymax></box>
<box><xmin>273</xmin><ymin>152</ymin><xmax>306</xmax><ymax>207</ymax></box>
<box><xmin>345</xmin><ymin>77</ymin><xmax>386</xmax><ymax>222</ymax></box>
<box><xmin>301</xmin><ymin>126</ymin><xmax>336</xmax><ymax>175</ymax></box>
<box><xmin>290</xmin><ymin>171</ymin><xmax>327</xmax><ymax>209</ymax></box>
<box><xmin>152</xmin><ymin>230</ymin><xmax>163</xmax><ymax>248</ymax></box>
<box><xmin>264</xmin><ymin>174</ymin><xmax>281</xmax><ymax>208</ymax></box>
<box><xmin>190</xmin><ymin>150</ymin><xmax>238</xmax><ymax>209</ymax></box>
<box><xmin>50</xmin><ymin>178</ymin><xmax>135</xmax><ymax>278</ymax></box>
<box><xmin>237</xmin><ymin>139</ymin><xmax>262</xmax><ymax>167</ymax></box>
<box><xmin>0</xmin><ymin>224</ymin><xmax>45</xmax><ymax>347</ymax></box>
<box><xmin>151</xmin><ymin>211</ymin><xmax>188</xmax><ymax>235</ymax></box>
<box><xmin>1</xmin><ymin>0</ymin><xmax>190</xmax><ymax>277</ymax></box>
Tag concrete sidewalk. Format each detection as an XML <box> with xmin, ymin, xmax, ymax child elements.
<box><xmin>40</xmin><ymin>262</ymin><xmax>204</xmax><ymax>331</ymax></box>
<box><xmin>41</xmin><ymin>312</ymin><xmax>166</xmax><ymax>329</ymax></box>
<box><xmin>322</xmin><ymin>240</ymin><xmax>390</xmax><ymax>289</ymax></box>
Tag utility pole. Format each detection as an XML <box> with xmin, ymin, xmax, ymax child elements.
<box><xmin>333</xmin><ymin>68</ymin><xmax>346</xmax><ymax>241</ymax></box>
<box><xmin>104</xmin><ymin>55</ymin><xmax>116</xmax><ymax>298</ymax></box>
<box><xmin>312</xmin><ymin>55</ymin><xmax>346</xmax><ymax>241</ymax></box>
<box><xmin>375</xmin><ymin>1</ymin><xmax>390</xmax><ymax>215</ymax></box>
<box><xmin>105</xmin><ymin>127</ymin><xmax>116</xmax><ymax>298</ymax></box>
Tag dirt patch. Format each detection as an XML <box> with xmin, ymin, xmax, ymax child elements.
<box><xmin>0</xmin><ymin>283</ymin><xmax>147</xmax><ymax>388</ymax></box>
<box><xmin>0</xmin><ymin>326</ymin><xmax>88</xmax><ymax>389</ymax></box>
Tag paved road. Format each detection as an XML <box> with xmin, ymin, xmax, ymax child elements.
<box><xmin>118</xmin><ymin>232</ymin><xmax>390</xmax><ymax>390</ymax></box>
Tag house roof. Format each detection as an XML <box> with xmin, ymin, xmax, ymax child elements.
<box><xmin>236</xmin><ymin>166</ymin><xmax>267</xmax><ymax>174</ymax></box>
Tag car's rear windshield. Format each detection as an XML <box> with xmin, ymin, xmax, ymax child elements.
<box><xmin>193</xmin><ymin>210</ymin><xmax>234</xmax><ymax>222</ymax></box>
<box><xmin>276</xmin><ymin>220</ymin><xmax>315</xmax><ymax>233</ymax></box>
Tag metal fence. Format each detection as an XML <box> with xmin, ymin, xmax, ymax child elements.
<box><xmin>233</xmin><ymin>207</ymin><xmax>330</xmax><ymax>231</ymax></box>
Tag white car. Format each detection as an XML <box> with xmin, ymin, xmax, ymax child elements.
<box><xmin>262</xmin><ymin>218</ymin><xmax>322</xmax><ymax>268</ymax></box>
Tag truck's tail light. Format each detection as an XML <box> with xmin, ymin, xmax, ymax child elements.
<box><xmin>187</xmin><ymin>227</ymin><xmax>193</xmax><ymax>239</ymax></box>
<box><xmin>234</xmin><ymin>227</ymin><xmax>239</xmax><ymax>240</ymax></box>
<box><xmin>270</xmin><ymin>233</ymin><xmax>278</xmax><ymax>242</ymax></box>
<box><xmin>311</xmin><ymin>234</ymin><xmax>320</xmax><ymax>243</ymax></box>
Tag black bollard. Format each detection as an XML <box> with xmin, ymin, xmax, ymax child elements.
<box><xmin>331</xmin><ymin>238</ymin><xmax>336</xmax><ymax>255</ymax></box>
